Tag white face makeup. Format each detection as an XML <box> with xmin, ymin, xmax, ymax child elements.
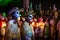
<box><xmin>13</xmin><ymin>11</ymin><xmax>20</xmax><ymax>18</ymax></box>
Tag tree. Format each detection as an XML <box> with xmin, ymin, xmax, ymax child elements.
<box><xmin>0</xmin><ymin>0</ymin><xmax>22</xmax><ymax>7</ymax></box>
<box><xmin>0</xmin><ymin>0</ymin><xmax>12</xmax><ymax>7</ymax></box>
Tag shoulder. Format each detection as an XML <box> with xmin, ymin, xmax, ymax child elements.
<box><xmin>8</xmin><ymin>20</ymin><xmax>15</xmax><ymax>24</ymax></box>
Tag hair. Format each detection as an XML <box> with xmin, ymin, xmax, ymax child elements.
<box><xmin>57</xmin><ymin>16</ymin><xmax>60</xmax><ymax>22</ymax></box>
<box><xmin>25</xmin><ymin>16</ymin><xmax>29</xmax><ymax>22</ymax></box>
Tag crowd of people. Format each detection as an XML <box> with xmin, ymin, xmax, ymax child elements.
<box><xmin>0</xmin><ymin>6</ymin><xmax>60</xmax><ymax>40</ymax></box>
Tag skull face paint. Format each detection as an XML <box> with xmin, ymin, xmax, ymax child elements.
<box><xmin>13</xmin><ymin>11</ymin><xmax>20</xmax><ymax>18</ymax></box>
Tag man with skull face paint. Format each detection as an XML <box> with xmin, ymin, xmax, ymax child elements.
<box><xmin>7</xmin><ymin>7</ymin><xmax>21</xmax><ymax>40</ymax></box>
<box><xmin>22</xmin><ymin>14</ymin><xmax>34</xmax><ymax>40</ymax></box>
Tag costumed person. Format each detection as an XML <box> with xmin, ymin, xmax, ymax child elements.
<box><xmin>38</xmin><ymin>17</ymin><xmax>45</xmax><ymax>40</ymax></box>
<box><xmin>28</xmin><ymin>14</ymin><xmax>34</xmax><ymax>40</ymax></box>
<box><xmin>8</xmin><ymin>7</ymin><xmax>21</xmax><ymax>40</ymax></box>
<box><xmin>22</xmin><ymin>14</ymin><xmax>34</xmax><ymax>40</ymax></box>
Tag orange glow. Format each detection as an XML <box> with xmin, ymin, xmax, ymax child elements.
<box><xmin>39</xmin><ymin>22</ymin><xmax>45</xmax><ymax>29</ymax></box>
<box><xmin>17</xmin><ymin>17</ymin><xmax>20</xmax><ymax>21</ymax></box>
<box><xmin>1</xmin><ymin>21</ymin><xmax>6</xmax><ymax>35</ymax></box>
<box><xmin>32</xmin><ymin>22</ymin><xmax>35</xmax><ymax>26</ymax></box>
<box><xmin>32</xmin><ymin>22</ymin><xmax>39</xmax><ymax>27</ymax></box>
<box><xmin>36</xmin><ymin>23</ymin><xmax>39</xmax><ymax>27</ymax></box>
<box><xmin>2</xmin><ymin>22</ymin><xmax>6</xmax><ymax>28</ymax></box>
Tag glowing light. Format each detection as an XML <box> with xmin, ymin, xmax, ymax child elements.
<box><xmin>32</xmin><ymin>22</ymin><xmax>34</xmax><ymax>26</ymax></box>
<box><xmin>39</xmin><ymin>22</ymin><xmax>45</xmax><ymax>29</ymax></box>
<box><xmin>20</xmin><ymin>13</ymin><xmax>22</xmax><ymax>16</ymax></box>
<box><xmin>3</xmin><ymin>12</ymin><xmax>6</xmax><ymax>17</ymax></box>
<box><xmin>2</xmin><ymin>22</ymin><xmax>6</xmax><ymax>28</ymax></box>
<box><xmin>36</xmin><ymin>23</ymin><xmax>39</xmax><ymax>27</ymax></box>
<box><xmin>29</xmin><ymin>2</ymin><xmax>32</xmax><ymax>10</ymax></box>
<box><xmin>32</xmin><ymin>22</ymin><xmax>39</xmax><ymax>27</ymax></box>
<box><xmin>17</xmin><ymin>17</ymin><xmax>20</xmax><ymax>21</ymax></box>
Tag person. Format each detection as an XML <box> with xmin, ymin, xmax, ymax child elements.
<box><xmin>57</xmin><ymin>20</ymin><xmax>60</xmax><ymax>40</ymax></box>
<box><xmin>44</xmin><ymin>18</ymin><xmax>50</xmax><ymax>40</ymax></box>
<box><xmin>0</xmin><ymin>13</ymin><xmax>7</xmax><ymax>40</ymax></box>
<box><xmin>0</xmin><ymin>14</ymin><xmax>2</xmax><ymax>36</ymax></box>
<box><xmin>1</xmin><ymin>17</ymin><xmax>6</xmax><ymax>36</ymax></box>
<box><xmin>32</xmin><ymin>17</ymin><xmax>40</xmax><ymax>40</ymax></box>
<box><xmin>49</xmin><ymin>19</ymin><xmax>55</xmax><ymax>40</ymax></box>
<box><xmin>53</xmin><ymin>7</ymin><xmax>58</xmax><ymax>40</ymax></box>
<box><xmin>7</xmin><ymin>7</ymin><xmax>21</xmax><ymax>40</ymax></box>
<box><xmin>38</xmin><ymin>17</ymin><xmax>45</xmax><ymax>40</ymax></box>
<box><xmin>22</xmin><ymin>14</ymin><xmax>34</xmax><ymax>40</ymax></box>
<box><xmin>20</xmin><ymin>17</ymin><xmax>26</xmax><ymax>40</ymax></box>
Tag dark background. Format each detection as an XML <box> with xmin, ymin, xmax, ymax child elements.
<box><xmin>0</xmin><ymin>0</ymin><xmax>60</xmax><ymax>13</ymax></box>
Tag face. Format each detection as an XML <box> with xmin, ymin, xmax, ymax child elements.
<box><xmin>0</xmin><ymin>14</ymin><xmax>5</xmax><ymax>20</ymax></box>
<box><xmin>13</xmin><ymin>11</ymin><xmax>20</xmax><ymax>18</ymax></box>
<box><xmin>40</xmin><ymin>17</ymin><xmax>43</xmax><ymax>22</ymax></box>
<box><xmin>55</xmin><ymin>12</ymin><xmax>58</xmax><ymax>17</ymax></box>
<box><xmin>30</xmin><ymin>19</ymin><xmax>33</xmax><ymax>22</ymax></box>
<box><xmin>22</xmin><ymin>17</ymin><xmax>25</xmax><ymax>21</ymax></box>
<box><xmin>0</xmin><ymin>17</ymin><xmax>4</xmax><ymax>20</ymax></box>
<box><xmin>34</xmin><ymin>18</ymin><xmax>37</xmax><ymax>22</ymax></box>
<box><xmin>50</xmin><ymin>19</ymin><xmax>55</xmax><ymax>26</ymax></box>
